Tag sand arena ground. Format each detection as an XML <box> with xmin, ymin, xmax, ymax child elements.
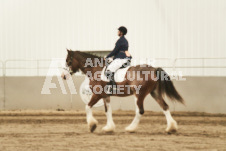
<box><xmin>0</xmin><ymin>110</ymin><xmax>225</xmax><ymax>151</ymax></box>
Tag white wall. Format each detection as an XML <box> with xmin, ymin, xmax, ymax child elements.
<box><xmin>0</xmin><ymin>0</ymin><xmax>226</xmax><ymax>76</ymax></box>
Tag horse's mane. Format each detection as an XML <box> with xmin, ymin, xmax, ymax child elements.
<box><xmin>72</xmin><ymin>51</ymin><xmax>105</xmax><ymax>70</ymax></box>
<box><xmin>75</xmin><ymin>51</ymin><xmax>102</xmax><ymax>59</ymax></box>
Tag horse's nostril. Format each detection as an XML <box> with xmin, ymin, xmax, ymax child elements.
<box><xmin>63</xmin><ymin>75</ymin><xmax>66</xmax><ymax>80</ymax></box>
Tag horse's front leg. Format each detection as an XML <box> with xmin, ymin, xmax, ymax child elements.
<box><xmin>86</xmin><ymin>94</ymin><xmax>101</xmax><ymax>132</ymax></box>
<box><xmin>125</xmin><ymin>96</ymin><xmax>144</xmax><ymax>132</ymax></box>
<box><xmin>102</xmin><ymin>97</ymin><xmax>115</xmax><ymax>133</ymax></box>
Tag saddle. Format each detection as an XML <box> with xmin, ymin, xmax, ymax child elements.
<box><xmin>119</xmin><ymin>57</ymin><xmax>132</xmax><ymax>69</ymax></box>
<box><xmin>101</xmin><ymin>61</ymin><xmax>131</xmax><ymax>82</ymax></box>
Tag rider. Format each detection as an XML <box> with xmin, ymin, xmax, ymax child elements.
<box><xmin>105</xmin><ymin>26</ymin><xmax>132</xmax><ymax>93</ymax></box>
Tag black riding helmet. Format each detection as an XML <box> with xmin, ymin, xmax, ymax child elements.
<box><xmin>118</xmin><ymin>26</ymin><xmax>127</xmax><ymax>35</ymax></box>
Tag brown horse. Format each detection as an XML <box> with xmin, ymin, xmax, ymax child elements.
<box><xmin>62</xmin><ymin>50</ymin><xmax>184</xmax><ymax>133</ymax></box>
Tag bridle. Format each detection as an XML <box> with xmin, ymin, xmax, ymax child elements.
<box><xmin>64</xmin><ymin>55</ymin><xmax>76</xmax><ymax>75</ymax></box>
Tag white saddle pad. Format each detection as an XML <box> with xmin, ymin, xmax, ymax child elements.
<box><xmin>101</xmin><ymin>66</ymin><xmax>131</xmax><ymax>82</ymax></box>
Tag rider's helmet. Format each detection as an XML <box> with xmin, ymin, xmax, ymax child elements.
<box><xmin>118</xmin><ymin>26</ymin><xmax>127</xmax><ymax>35</ymax></box>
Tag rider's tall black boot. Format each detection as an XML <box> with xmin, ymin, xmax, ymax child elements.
<box><xmin>105</xmin><ymin>71</ymin><xmax>116</xmax><ymax>94</ymax></box>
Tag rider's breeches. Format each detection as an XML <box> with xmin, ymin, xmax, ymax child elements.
<box><xmin>106</xmin><ymin>58</ymin><xmax>129</xmax><ymax>72</ymax></box>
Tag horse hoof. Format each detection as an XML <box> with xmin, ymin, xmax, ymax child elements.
<box><xmin>125</xmin><ymin>126</ymin><xmax>136</xmax><ymax>133</ymax></box>
<box><xmin>87</xmin><ymin>117</ymin><xmax>98</xmax><ymax>133</ymax></box>
<box><xmin>102</xmin><ymin>125</ymin><xmax>115</xmax><ymax>133</ymax></box>
<box><xmin>166</xmin><ymin>129</ymin><xmax>177</xmax><ymax>134</ymax></box>
<box><xmin>165</xmin><ymin>121</ymin><xmax>178</xmax><ymax>134</ymax></box>
<box><xmin>90</xmin><ymin>124</ymin><xmax>97</xmax><ymax>133</ymax></box>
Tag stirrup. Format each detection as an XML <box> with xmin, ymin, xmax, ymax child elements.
<box><xmin>106</xmin><ymin>84</ymin><xmax>117</xmax><ymax>94</ymax></box>
<box><xmin>106</xmin><ymin>85</ymin><xmax>113</xmax><ymax>94</ymax></box>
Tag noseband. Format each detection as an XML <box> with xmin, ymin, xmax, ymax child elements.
<box><xmin>64</xmin><ymin>56</ymin><xmax>76</xmax><ymax>75</ymax></box>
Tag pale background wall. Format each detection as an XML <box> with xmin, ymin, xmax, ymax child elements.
<box><xmin>0</xmin><ymin>0</ymin><xmax>226</xmax><ymax>76</ymax></box>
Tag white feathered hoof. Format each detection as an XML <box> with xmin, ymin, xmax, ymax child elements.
<box><xmin>125</xmin><ymin>125</ymin><xmax>137</xmax><ymax>133</ymax></box>
<box><xmin>88</xmin><ymin>118</ymin><xmax>98</xmax><ymax>133</ymax></box>
<box><xmin>102</xmin><ymin>124</ymin><xmax>115</xmax><ymax>133</ymax></box>
<box><xmin>165</xmin><ymin>120</ymin><xmax>178</xmax><ymax>134</ymax></box>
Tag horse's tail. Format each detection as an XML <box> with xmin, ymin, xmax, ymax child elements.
<box><xmin>155</xmin><ymin>67</ymin><xmax>184</xmax><ymax>104</ymax></box>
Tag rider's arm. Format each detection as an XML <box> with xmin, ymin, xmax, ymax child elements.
<box><xmin>106</xmin><ymin>40</ymin><xmax>121</xmax><ymax>58</ymax></box>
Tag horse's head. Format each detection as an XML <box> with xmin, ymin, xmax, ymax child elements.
<box><xmin>61</xmin><ymin>49</ymin><xmax>80</xmax><ymax>80</ymax></box>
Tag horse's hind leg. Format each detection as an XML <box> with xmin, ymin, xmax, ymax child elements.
<box><xmin>102</xmin><ymin>97</ymin><xmax>115</xmax><ymax>133</ymax></box>
<box><xmin>151</xmin><ymin>90</ymin><xmax>178</xmax><ymax>133</ymax></box>
<box><xmin>125</xmin><ymin>96</ymin><xmax>144</xmax><ymax>132</ymax></box>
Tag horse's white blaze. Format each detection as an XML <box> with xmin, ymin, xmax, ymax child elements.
<box><xmin>125</xmin><ymin>98</ymin><xmax>142</xmax><ymax>132</ymax></box>
<box><xmin>163</xmin><ymin>110</ymin><xmax>178</xmax><ymax>132</ymax></box>
<box><xmin>85</xmin><ymin>105</ymin><xmax>98</xmax><ymax>129</ymax></box>
<box><xmin>102</xmin><ymin>102</ymin><xmax>115</xmax><ymax>132</ymax></box>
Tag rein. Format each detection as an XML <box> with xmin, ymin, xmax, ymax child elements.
<box><xmin>65</xmin><ymin>51</ymin><xmax>106</xmax><ymax>75</ymax></box>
